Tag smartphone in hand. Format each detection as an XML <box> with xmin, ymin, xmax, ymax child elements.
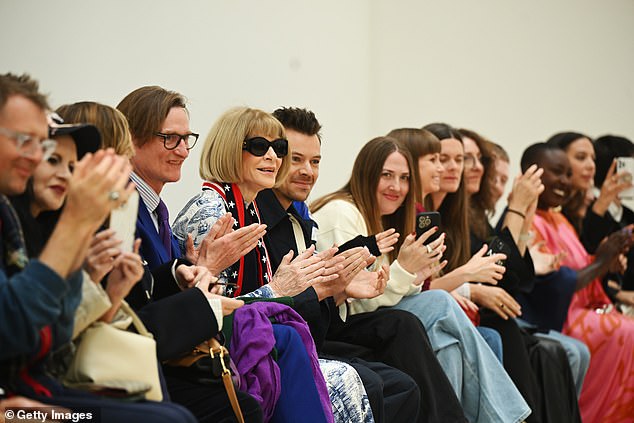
<box><xmin>108</xmin><ymin>190</ymin><xmax>139</xmax><ymax>252</ymax></box>
<box><xmin>416</xmin><ymin>211</ymin><xmax>441</xmax><ymax>245</ymax></box>
<box><xmin>485</xmin><ymin>236</ymin><xmax>511</xmax><ymax>267</ymax></box>
<box><xmin>616</xmin><ymin>157</ymin><xmax>634</xmax><ymax>200</ymax></box>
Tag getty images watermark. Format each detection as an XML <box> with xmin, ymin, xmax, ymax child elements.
<box><xmin>3</xmin><ymin>406</ymin><xmax>99</xmax><ymax>422</ymax></box>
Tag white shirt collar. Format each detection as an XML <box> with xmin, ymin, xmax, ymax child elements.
<box><xmin>130</xmin><ymin>171</ymin><xmax>160</xmax><ymax>212</ymax></box>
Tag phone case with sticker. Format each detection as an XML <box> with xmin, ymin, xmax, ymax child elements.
<box><xmin>416</xmin><ymin>211</ymin><xmax>441</xmax><ymax>245</ymax></box>
<box><xmin>108</xmin><ymin>190</ymin><xmax>139</xmax><ymax>252</ymax></box>
<box><xmin>616</xmin><ymin>157</ymin><xmax>634</xmax><ymax>200</ymax></box>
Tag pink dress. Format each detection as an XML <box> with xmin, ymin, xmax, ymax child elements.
<box><xmin>532</xmin><ymin>209</ymin><xmax>634</xmax><ymax>422</ymax></box>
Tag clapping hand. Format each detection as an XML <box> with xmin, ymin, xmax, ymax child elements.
<box><xmin>269</xmin><ymin>246</ymin><xmax>339</xmax><ymax>297</ymax></box>
<box><xmin>186</xmin><ymin>213</ymin><xmax>267</xmax><ymax>276</ymax></box>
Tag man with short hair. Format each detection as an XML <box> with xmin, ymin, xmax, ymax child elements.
<box><xmin>256</xmin><ymin>107</ymin><xmax>467</xmax><ymax>423</ymax></box>
<box><xmin>117</xmin><ymin>86</ymin><xmax>262</xmax><ymax>422</ymax></box>
<box><xmin>0</xmin><ymin>73</ymin><xmax>197</xmax><ymax>422</ymax></box>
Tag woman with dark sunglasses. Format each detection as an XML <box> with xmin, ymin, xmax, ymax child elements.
<box><xmin>173</xmin><ymin>107</ymin><xmax>375</xmax><ymax>423</ymax></box>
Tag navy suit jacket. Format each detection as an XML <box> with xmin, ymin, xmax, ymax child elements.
<box><xmin>136</xmin><ymin>195</ymin><xmax>181</xmax><ymax>270</ymax></box>
<box><xmin>125</xmin><ymin>194</ymin><xmax>218</xmax><ymax>361</ymax></box>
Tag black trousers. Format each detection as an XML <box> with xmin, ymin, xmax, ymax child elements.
<box><xmin>31</xmin><ymin>380</ymin><xmax>198</xmax><ymax>423</ymax></box>
<box><xmin>480</xmin><ymin>310</ymin><xmax>581</xmax><ymax>423</ymax></box>
<box><xmin>163</xmin><ymin>368</ymin><xmax>263</xmax><ymax>423</ymax></box>
<box><xmin>319</xmin><ymin>353</ymin><xmax>420</xmax><ymax>423</ymax></box>
<box><xmin>324</xmin><ymin>308</ymin><xmax>467</xmax><ymax>423</ymax></box>
<box><xmin>526</xmin><ymin>335</ymin><xmax>581</xmax><ymax>423</ymax></box>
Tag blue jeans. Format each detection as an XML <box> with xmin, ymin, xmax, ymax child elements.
<box><xmin>476</xmin><ymin>326</ymin><xmax>503</xmax><ymax>362</ymax></box>
<box><xmin>392</xmin><ymin>290</ymin><xmax>531</xmax><ymax>423</ymax></box>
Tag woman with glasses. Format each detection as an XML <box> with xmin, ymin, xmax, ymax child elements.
<box><xmin>311</xmin><ymin>135</ymin><xmax>532</xmax><ymax>423</ymax></box>
<box><xmin>4</xmin><ymin>119</ymin><xmax>199</xmax><ymax>423</ymax></box>
<box><xmin>468</xmin><ymin>129</ymin><xmax>591</xmax><ymax>400</ymax></box>
<box><xmin>389</xmin><ymin>128</ymin><xmax>504</xmax><ymax>361</ymax></box>
<box><xmin>427</xmin><ymin>123</ymin><xmax>581</xmax><ymax>423</ymax></box>
<box><xmin>57</xmin><ymin>101</ymin><xmax>265</xmax><ymax>423</ymax></box>
<box><xmin>173</xmin><ymin>107</ymin><xmax>376</xmax><ymax>423</ymax></box>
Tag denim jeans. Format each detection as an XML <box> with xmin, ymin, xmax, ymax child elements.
<box><xmin>476</xmin><ymin>326</ymin><xmax>503</xmax><ymax>362</ymax></box>
<box><xmin>392</xmin><ymin>290</ymin><xmax>531</xmax><ymax>423</ymax></box>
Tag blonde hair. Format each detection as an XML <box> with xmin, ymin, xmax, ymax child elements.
<box><xmin>200</xmin><ymin>107</ymin><xmax>289</xmax><ymax>186</ymax></box>
<box><xmin>56</xmin><ymin>101</ymin><xmax>135</xmax><ymax>158</ymax></box>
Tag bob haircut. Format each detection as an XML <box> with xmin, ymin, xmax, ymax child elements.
<box><xmin>312</xmin><ymin>136</ymin><xmax>417</xmax><ymax>261</ymax></box>
<box><xmin>199</xmin><ymin>107</ymin><xmax>290</xmax><ymax>187</ymax></box>
<box><xmin>56</xmin><ymin>101</ymin><xmax>135</xmax><ymax>159</ymax></box>
<box><xmin>116</xmin><ymin>85</ymin><xmax>187</xmax><ymax>147</ymax></box>
<box><xmin>387</xmin><ymin>128</ymin><xmax>440</xmax><ymax>205</ymax></box>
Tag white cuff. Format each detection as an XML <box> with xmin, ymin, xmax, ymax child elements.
<box><xmin>208</xmin><ymin>298</ymin><xmax>223</xmax><ymax>330</ymax></box>
<box><xmin>171</xmin><ymin>260</ymin><xmax>181</xmax><ymax>289</ymax></box>
<box><xmin>455</xmin><ymin>282</ymin><xmax>471</xmax><ymax>300</ymax></box>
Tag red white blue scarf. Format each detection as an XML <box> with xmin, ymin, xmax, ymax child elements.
<box><xmin>202</xmin><ymin>182</ymin><xmax>272</xmax><ymax>297</ymax></box>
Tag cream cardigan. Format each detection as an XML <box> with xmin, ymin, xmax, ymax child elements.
<box><xmin>312</xmin><ymin>198</ymin><xmax>421</xmax><ymax>315</ymax></box>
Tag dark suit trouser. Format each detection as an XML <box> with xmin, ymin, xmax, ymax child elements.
<box><xmin>348</xmin><ymin>357</ymin><xmax>420</xmax><ymax>423</ymax></box>
<box><xmin>480</xmin><ymin>310</ymin><xmax>581</xmax><ymax>423</ymax></box>
<box><xmin>35</xmin><ymin>386</ymin><xmax>198</xmax><ymax>423</ymax></box>
<box><xmin>324</xmin><ymin>308</ymin><xmax>467</xmax><ymax>423</ymax></box>
<box><xmin>163</xmin><ymin>370</ymin><xmax>263</xmax><ymax>423</ymax></box>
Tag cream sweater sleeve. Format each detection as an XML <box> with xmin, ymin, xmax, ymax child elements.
<box><xmin>312</xmin><ymin>199</ymin><xmax>421</xmax><ymax>315</ymax></box>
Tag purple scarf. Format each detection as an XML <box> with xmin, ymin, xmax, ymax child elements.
<box><xmin>230</xmin><ymin>302</ymin><xmax>333</xmax><ymax>423</ymax></box>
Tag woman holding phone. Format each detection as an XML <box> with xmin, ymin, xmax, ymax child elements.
<box><xmin>7</xmin><ymin>119</ymin><xmax>202</xmax><ymax>423</ymax></box>
<box><xmin>389</xmin><ymin>127</ymin><xmax>504</xmax><ymax>360</ymax></box>
<box><xmin>521</xmin><ymin>141</ymin><xmax>634</xmax><ymax>422</ymax></box>
<box><xmin>426</xmin><ymin>123</ymin><xmax>581</xmax><ymax>423</ymax></box>
<box><xmin>312</xmin><ymin>135</ymin><xmax>531</xmax><ymax>423</ymax></box>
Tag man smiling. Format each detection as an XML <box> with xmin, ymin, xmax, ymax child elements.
<box><xmin>255</xmin><ymin>107</ymin><xmax>467</xmax><ymax>423</ymax></box>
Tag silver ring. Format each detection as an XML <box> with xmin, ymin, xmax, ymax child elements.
<box><xmin>425</xmin><ymin>244</ymin><xmax>433</xmax><ymax>254</ymax></box>
<box><xmin>108</xmin><ymin>191</ymin><xmax>120</xmax><ymax>201</ymax></box>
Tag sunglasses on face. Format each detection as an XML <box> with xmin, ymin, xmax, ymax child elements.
<box><xmin>242</xmin><ymin>137</ymin><xmax>288</xmax><ymax>158</ymax></box>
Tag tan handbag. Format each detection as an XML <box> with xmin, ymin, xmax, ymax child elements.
<box><xmin>64</xmin><ymin>301</ymin><xmax>163</xmax><ymax>401</ymax></box>
<box><xmin>165</xmin><ymin>338</ymin><xmax>244</xmax><ymax>423</ymax></box>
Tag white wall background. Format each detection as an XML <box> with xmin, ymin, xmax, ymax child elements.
<box><xmin>2</xmin><ymin>0</ymin><xmax>633</xmax><ymax>218</ymax></box>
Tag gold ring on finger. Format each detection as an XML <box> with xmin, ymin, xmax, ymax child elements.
<box><xmin>499</xmin><ymin>303</ymin><xmax>505</xmax><ymax>309</ymax></box>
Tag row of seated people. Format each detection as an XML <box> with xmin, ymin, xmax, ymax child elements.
<box><xmin>1</xmin><ymin>72</ymin><xmax>633</xmax><ymax>423</ymax></box>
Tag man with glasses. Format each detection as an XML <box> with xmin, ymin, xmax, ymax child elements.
<box><xmin>0</xmin><ymin>73</ymin><xmax>201</xmax><ymax>422</ymax></box>
<box><xmin>117</xmin><ymin>86</ymin><xmax>198</xmax><ymax>267</ymax></box>
<box><xmin>117</xmin><ymin>86</ymin><xmax>263</xmax><ymax>423</ymax></box>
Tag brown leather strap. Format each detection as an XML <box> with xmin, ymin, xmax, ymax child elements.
<box><xmin>164</xmin><ymin>338</ymin><xmax>244</xmax><ymax>422</ymax></box>
<box><xmin>222</xmin><ymin>371</ymin><xmax>245</xmax><ymax>423</ymax></box>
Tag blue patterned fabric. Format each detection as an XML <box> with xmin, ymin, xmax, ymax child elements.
<box><xmin>174</xmin><ymin>188</ymin><xmax>374</xmax><ymax>423</ymax></box>
<box><xmin>320</xmin><ymin>359</ymin><xmax>373</xmax><ymax>423</ymax></box>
